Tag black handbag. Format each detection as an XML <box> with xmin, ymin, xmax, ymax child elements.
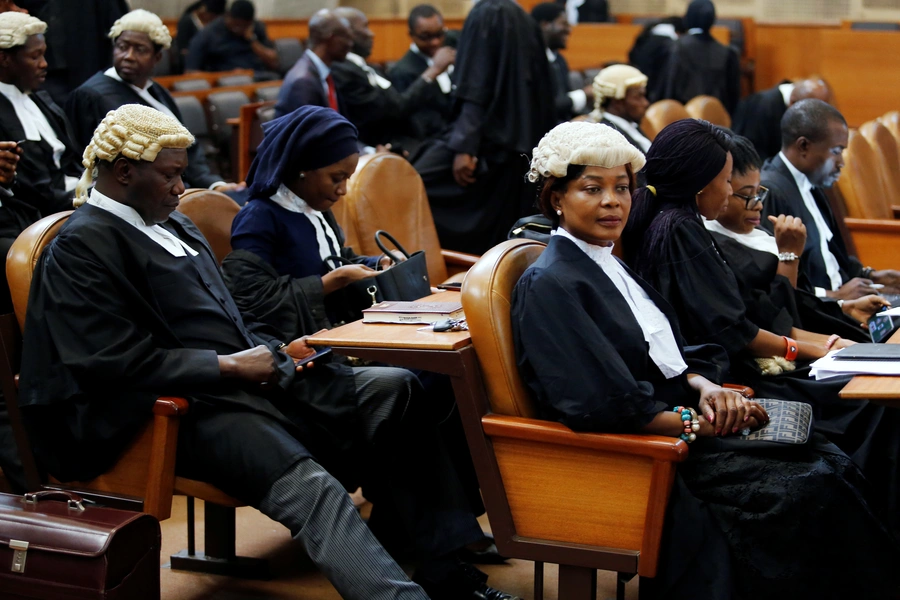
<box><xmin>326</xmin><ymin>230</ymin><xmax>431</xmax><ymax>321</ymax></box>
<box><xmin>508</xmin><ymin>214</ymin><xmax>553</xmax><ymax>244</ymax></box>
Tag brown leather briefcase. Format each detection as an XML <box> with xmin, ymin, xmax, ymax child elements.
<box><xmin>0</xmin><ymin>490</ymin><xmax>160</xmax><ymax>599</ymax></box>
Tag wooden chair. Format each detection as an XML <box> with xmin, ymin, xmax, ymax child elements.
<box><xmin>640</xmin><ymin>100</ymin><xmax>690</xmax><ymax>141</ymax></box>
<box><xmin>176</xmin><ymin>189</ymin><xmax>242</xmax><ymax>265</ymax></box>
<box><xmin>1</xmin><ymin>212</ymin><xmax>268</xmax><ymax>579</ymax></box>
<box><xmin>460</xmin><ymin>239</ymin><xmax>688</xmax><ymax>600</ymax></box>
<box><xmin>234</xmin><ymin>100</ymin><xmax>276</xmax><ymax>182</ymax></box>
<box><xmin>860</xmin><ymin>120</ymin><xmax>900</xmax><ymax>208</ymax></box>
<box><xmin>336</xmin><ymin>151</ymin><xmax>479</xmax><ymax>285</ymax></box>
<box><xmin>685</xmin><ymin>95</ymin><xmax>732</xmax><ymax>128</ymax></box>
<box><xmin>881</xmin><ymin>111</ymin><xmax>900</xmax><ymax>154</ymax></box>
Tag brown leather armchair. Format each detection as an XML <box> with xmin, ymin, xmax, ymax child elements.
<box><xmin>335</xmin><ymin>151</ymin><xmax>479</xmax><ymax>285</ymax></box>
<box><xmin>460</xmin><ymin>239</ymin><xmax>688</xmax><ymax>600</ymax></box>
<box><xmin>640</xmin><ymin>100</ymin><xmax>691</xmax><ymax>142</ymax></box>
<box><xmin>175</xmin><ymin>188</ymin><xmax>242</xmax><ymax>265</ymax></box>
<box><xmin>1</xmin><ymin>212</ymin><xmax>266</xmax><ymax>578</ymax></box>
<box><xmin>685</xmin><ymin>95</ymin><xmax>732</xmax><ymax>128</ymax></box>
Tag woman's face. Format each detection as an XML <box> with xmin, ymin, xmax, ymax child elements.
<box><xmin>552</xmin><ymin>165</ymin><xmax>631</xmax><ymax>246</ymax></box>
<box><xmin>695</xmin><ymin>151</ymin><xmax>733</xmax><ymax>220</ymax></box>
<box><xmin>286</xmin><ymin>153</ymin><xmax>360</xmax><ymax>212</ymax></box>
<box><xmin>716</xmin><ymin>167</ymin><xmax>762</xmax><ymax>234</ymax></box>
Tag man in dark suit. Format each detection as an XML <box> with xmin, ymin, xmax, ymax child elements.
<box><xmin>275</xmin><ymin>9</ymin><xmax>353</xmax><ymax>118</ymax></box>
<box><xmin>185</xmin><ymin>0</ymin><xmax>278</xmax><ymax>74</ymax></box>
<box><xmin>387</xmin><ymin>4</ymin><xmax>454</xmax><ymax>140</ymax></box>
<box><xmin>0</xmin><ymin>12</ymin><xmax>81</xmax><ymax>217</ymax></box>
<box><xmin>732</xmin><ymin>78</ymin><xmax>832</xmax><ymax>161</ymax></box>
<box><xmin>531</xmin><ymin>2</ymin><xmax>592</xmax><ymax>123</ymax></box>
<box><xmin>330</xmin><ymin>6</ymin><xmax>454</xmax><ymax>153</ymax></box>
<box><xmin>761</xmin><ymin>99</ymin><xmax>900</xmax><ymax>299</ymax></box>
<box><xmin>66</xmin><ymin>9</ymin><xmax>244</xmax><ymax>194</ymax></box>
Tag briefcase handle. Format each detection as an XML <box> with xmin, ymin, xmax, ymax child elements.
<box><xmin>23</xmin><ymin>490</ymin><xmax>85</xmax><ymax>511</ymax></box>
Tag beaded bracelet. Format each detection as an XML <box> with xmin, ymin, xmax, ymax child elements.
<box><xmin>672</xmin><ymin>406</ymin><xmax>700</xmax><ymax>443</ymax></box>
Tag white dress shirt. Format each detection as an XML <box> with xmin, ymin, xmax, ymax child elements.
<box><xmin>553</xmin><ymin>228</ymin><xmax>688</xmax><ymax>378</ymax></box>
<box><xmin>779</xmin><ymin>151</ymin><xmax>843</xmax><ymax>294</ymax></box>
<box><xmin>269</xmin><ymin>183</ymin><xmax>342</xmax><ymax>265</ymax></box>
<box><xmin>778</xmin><ymin>82</ymin><xmax>795</xmax><ymax>107</ymax></box>
<box><xmin>703</xmin><ymin>218</ymin><xmax>779</xmax><ymax>256</ymax></box>
<box><xmin>87</xmin><ymin>188</ymin><xmax>199</xmax><ymax>258</ymax></box>
<box><xmin>304</xmin><ymin>48</ymin><xmax>331</xmax><ymax>99</ymax></box>
<box><xmin>346</xmin><ymin>52</ymin><xmax>392</xmax><ymax>90</ymax></box>
<box><xmin>602</xmin><ymin>112</ymin><xmax>652</xmax><ymax>153</ymax></box>
<box><xmin>545</xmin><ymin>48</ymin><xmax>586</xmax><ymax>113</ymax></box>
<box><xmin>410</xmin><ymin>43</ymin><xmax>452</xmax><ymax>94</ymax></box>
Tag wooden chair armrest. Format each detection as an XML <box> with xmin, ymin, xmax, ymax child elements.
<box><xmin>226</xmin><ymin>117</ymin><xmax>240</xmax><ymax>126</ymax></box>
<box><xmin>153</xmin><ymin>396</ymin><xmax>189</xmax><ymax>417</ymax></box>
<box><xmin>441</xmin><ymin>249</ymin><xmax>480</xmax><ymax>268</ymax></box>
<box><xmin>845</xmin><ymin>217</ymin><xmax>900</xmax><ymax>232</ymax></box>
<box><xmin>723</xmin><ymin>383</ymin><xmax>754</xmax><ymax>397</ymax></box>
<box><xmin>481</xmin><ymin>414</ymin><xmax>688</xmax><ymax>462</ymax></box>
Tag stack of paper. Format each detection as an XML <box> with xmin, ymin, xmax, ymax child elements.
<box><xmin>810</xmin><ymin>351</ymin><xmax>900</xmax><ymax>380</ymax></box>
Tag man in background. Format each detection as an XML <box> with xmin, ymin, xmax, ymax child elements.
<box><xmin>186</xmin><ymin>0</ymin><xmax>279</xmax><ymax>75</ymax></box>
<box><xmin>531</xmin><ymin>2</ymin><xmax>592</xmax><ymax>122</ymax></box>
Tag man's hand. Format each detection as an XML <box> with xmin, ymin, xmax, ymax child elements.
<box><xmin>321</xmin><ymin>264</ymin><xmax>377</xmax><ymax>295</ymax></box>
<box><xmin>842</xmin><ymin>294</ymin><xmax>890</xmax><ymax>325</ymax></box>
<box><xmin>430</xmin><ymin>46</ymin><xmax>455</xmax><ymax>73</ymax></box>
<box><xmin>0</xmin><ymin>141</ymin><xmax>21</xmax><ymax>186</ymax></box>
<box><xmin>871</xmin><ymin>269</ymin><xmax>900</xmax><ymax>290</ymax></box>
<box><xmin>218</xmin><ymin>345</ymin><xmax>277</xmax><ymax>383</ymax></box>
<box><xmin>453</xmin><ymin>153</ymin><xmax>478</xmax><ymax>187</ymax></box>
<box><xmin>827</xmin><ymin>277</ymin><xmax>879</xmax><ymax>300</ymax></box>
<box><xmin>767</xmin><ymin>214</ymin><xmax>806</xmax><ymax>256</ymax></box>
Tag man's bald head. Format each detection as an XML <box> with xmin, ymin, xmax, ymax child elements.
<box><xmin>334</xmin><ymin>7</ymin><xmax>374</xmax><ymax>57</ymax></box>
<box><xmin>308</xmin><ymin>9</ymin><xmax>353</xmax><ymax>63</ymax></box>
<box><xmin>789</xmin><ymin>78</ymin><xmax>833</xmax><ymax>106</ymax></box>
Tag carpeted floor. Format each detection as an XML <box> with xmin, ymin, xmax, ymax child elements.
<box><xmin>159</xmin><ymin>496</ymin><xmax>639</xmax><ymax>599</ymax></box>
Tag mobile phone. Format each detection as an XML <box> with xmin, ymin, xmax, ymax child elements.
<box><xmin>437</xmin><ymin>282</ymin><xmax>462</xmax><ymax>290</ymax></box>
<box><xmin>294</xmin><ymin>346</ymin><xmax>332</xmax><ymax>367</ymax></box>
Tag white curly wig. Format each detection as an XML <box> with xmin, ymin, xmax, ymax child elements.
<box><xmin>0</xmin><ymin>12</ymin><xmax>46</xmax><ymax>49</ymax></box>
<box><xmin>590</xmin><ymin>64</ymin><xmax>648</xmax><ymax>118</ymax></box>
<box><xmin>528</xmin><ymin>121</ymin><xmax>646</xmax><ymax>183</ymax></box>
<box><xmin>75</xmin><ymin>104</ymin><xmax>194</xmax><ymax>206</ymax></box>
<box><xmin>108</xmin><ymin>9</ymin><xmax>172</xmax><ymax>49</ymax></box>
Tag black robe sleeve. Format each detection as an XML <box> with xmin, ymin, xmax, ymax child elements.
<box><xmin>512</xmin><ymin>266</ymin><xmax>667</xmax><ymax>433</ymax></box>
<box><xmin>64</xmin><ymin>84</ymin><xmax>109</xmax><ymax>151</ymax></box>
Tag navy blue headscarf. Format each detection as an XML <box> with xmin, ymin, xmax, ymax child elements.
<box><xmin>684</xmin><ymin>0</ymin><xmax>716</xmax><ymax>33</ymax></box>
<box><xmin>246</xmin><ymin>106</ymin><xmax>359</xmax><ymax>199</ymax></box>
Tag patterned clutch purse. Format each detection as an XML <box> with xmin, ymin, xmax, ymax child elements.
<box><xmin>738</xmin><ymin>398</ymin><xmax>812</xmax><ymax>444</ymax></box>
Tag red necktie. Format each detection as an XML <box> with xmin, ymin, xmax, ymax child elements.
<box><xmin>326</xmin><ymin>74</ymin><xmax>338</xmax><ymax>112</ymax></box>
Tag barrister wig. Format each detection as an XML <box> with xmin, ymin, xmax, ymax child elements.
<box><xmin>528</xmin><ymin>121</ymin><xmax>646</xmax><ymax>184</ymax></box>
<box><xmin>75</xmin><ymin>104</ymin><xmax>195</xmax><ymax>206</ymax></box>
<box><xmin>622</xmin><ymin>118</ymin><xmax>733</xmax><ymax>274</ymax></box>
<box><xmin>108</xmin><ymin>9</ymin><xmax>172</xmax><ymax>49</ymax></box>
<box><xmin>590</xmin><ymin>64</ymin><xmax>648</xmax><ymax>116</ymax></box>
<box><xmin>0</xmin><ymin>12</ymin><xmax>46</xmax><ymax>49</ymax></box>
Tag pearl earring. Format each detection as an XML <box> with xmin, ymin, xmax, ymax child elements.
<box><xmin>556</xmin><ymin>209</ymin><xmax>562</xmax><ymax>216</ymax></box>
<box><xmin>299</xmin><ymin>172</ymin><xmax>306</xmax><ymax>179</ymax></box>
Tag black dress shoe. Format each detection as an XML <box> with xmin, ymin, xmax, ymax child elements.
<box><xmin>414</xmin><ymin>560</ymin><xmax>521</xmax><ymax>600</ymax></box>
<box><xmin>473</xmin><ymin>586</ymin><xmax>522</xmax><ymax>600</ymax></box>
<box><xmin>457</xmin><ymin>539</ymin><xmax>508</xmax><ymax>565</ymax></box>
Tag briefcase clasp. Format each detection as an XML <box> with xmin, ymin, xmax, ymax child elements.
<box><xmin>9</xmin><ymin>539</ymin><xmax>28</xmax><ymax>573</ymax></box>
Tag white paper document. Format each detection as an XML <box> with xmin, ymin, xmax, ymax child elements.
<box><xmin>809</xmin><ymin>351</ymin><xmax>900</xmax><ymax>380</ymax></box>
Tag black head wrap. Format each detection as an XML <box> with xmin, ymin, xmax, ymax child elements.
<box><xmin>623</xmin><ymin>118</ymin><xmax>733</xmax><ymax>275</ymax></box>
<box><xmin>246</xmin><ymin>106</ymin><xmax>359</xmax><ymax>199</ymax></box>
<box><xmin>684</xmin><ymin>0</ymin><xmax>716</xmax><ymax>32</ymax></box>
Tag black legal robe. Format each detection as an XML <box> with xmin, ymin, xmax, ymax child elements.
<box><xmin>547</xmin><ymin>50</ymin><xmax>578</xmax><ymax>123</ymax></box>
<box><xmin>66</xmin><ymin>72</ymin><xmax>222</xmax><ymax>190</ymax></box>
<box><xmin>387</xmin><ymin>49</ymin><xmax>453</xmax><ymax>140</ymax></box>
<box><xmin>330</xmin><ymin>57</ymin><xmax>436</xmax><ymax>153</ymax></box>
<box><xmin>631</xmin><ymin>210</ymin><xmax>900</xmax><ymax>532</ymax></box>
<box><xmin>731</xmin><ymin>82</ymin><xmax>790</xmax><ymax>161</ymax></box>
<box><xmin>661</xmin><ymin>33</ymin><xmax>741</xmax><ymax>114</ymax></box>
<box><xmin>411</xmin><ymin>0</ymin><xmax>556</xmax><ymax>254</ymax></box>
<box><xmin>628</xmin><ymin>27</ymin><xmax>676</xmax><ymax>103</ymax></box>
<box><xmin>0</xmin><ymin>90</ymin><xmax>81</xmax><ymax>216</ymax></box>
<box><xmin>513</xmin><ymin>235</ymin><xmax>900</xmax><ymax>599</ymax></box>
<box><xmin>18</xmin><ymin>205</ymin><xmax>362</xmax><ymax>501</ymax></box>
<box><xmin>760</xmin><ymin>154</ymin><xmax>864</xmax><ymax>291</ymax></box>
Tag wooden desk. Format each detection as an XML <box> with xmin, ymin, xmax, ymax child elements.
<box><xmin>839</xmin><ymin>328</ymin><xmax>900</xmax><ymax>401</ymax></box>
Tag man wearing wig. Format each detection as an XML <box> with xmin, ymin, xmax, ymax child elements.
<box><xmin>18</xmin><ymin>104</ymin><xmax>437</xmax><ymax>600</ymax></box>
<box><xmin>587</xmin><ymin>64</ymin><xmax>652</xmax><ymax>154</ymax></box>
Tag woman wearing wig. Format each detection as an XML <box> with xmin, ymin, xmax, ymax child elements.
<box><xmin>514</xmin><ymin>121</ymin><xmax>898</xmax><ymax>599</ymax></box>
<box><xmin>623</xmin><ymin>118</ymin><xmax>900</xmax><ymax>536</ymax></box>
<box><xmin>707</xmin><ymin>134</ymin><xmax>886</xmax><ymax>341</ymax></box>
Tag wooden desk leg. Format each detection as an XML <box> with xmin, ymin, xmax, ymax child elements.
<box><xmin>558</xmin><ymin>564</ymin><xmax>597</xmax><ymax>600</ymax></box>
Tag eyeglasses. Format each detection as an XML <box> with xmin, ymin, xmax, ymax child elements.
<box><xmin>412</xmin><ymin>28</ymin><xmax>447</xmax><ymax>43</ymax></box>
<box><xmin>732</xmin><ymin>186</ymin><xmax>769</xmax><ymax>210</ymax></box>
<box><xmin>114</xmin><ymin>40</ymin><xmax>155</xmax><ymax>57</ymax></box>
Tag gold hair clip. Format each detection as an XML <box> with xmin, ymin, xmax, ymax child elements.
<box><xmin>646</xmin><ymin>185</ymin><xmax>657</xmax><ymax>196</ymax></box>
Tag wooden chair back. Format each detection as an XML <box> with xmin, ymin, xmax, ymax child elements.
<box><xmin>235</xmin><ymin>100</ymin><xmax>275</xmax><ymax>181</ymax></box>
<box><xmin>685</xmin><ymin>95</ymin><xmax>732</xmax><ymax>128</ymax></box>
<box><xmin>462</xmin><ymin>239</ymin><xmax>544</xmax><ymax>419</ymax></box>
<box><xmin>837</xmin><ymin>129</ymin><xmax>893</xmax><ymax>220</ymax></box>
<box><xmin>881</xmin><ymin>111</ymin><xmax>900</xmax><ymax>153</ymax></box>
<box><xmin>339</xmin><ymin>152</ymin><xmax>449</xmax><ymax>284</ymax></box>
<box><xmin>641</xmin><ymin>99</ymin><xmax>690</xmax><ymax>141</ymax></box>
<box><xmin>860</xmin><ymin>120</ymin><xmax>900</xmax><ymax>201</ymax></box>
<box><xmin>176</xmin><ymin>189</ymin><xmax>242</xmax><ymax>264</ymax></box>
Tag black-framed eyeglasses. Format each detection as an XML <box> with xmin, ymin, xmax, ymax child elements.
<box><xmin>732</xmin><ymin>185</ymin><xmax>769</xmax><ymax>210</ymax></box>
<box><xmin>412</xmin><ymin>28</ymin><xmax>447</xmax><ymax>43</ymax></box>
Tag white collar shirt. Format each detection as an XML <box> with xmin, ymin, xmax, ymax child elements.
<box><xmin>0</xmin><ymin>81</ymin><xmax>67</xmax><ymax>169</ymax></box>
<box><xmin>602</xmin><ymin>112</ymin><xmax>652</xmax><ymax>153</ymax></box>
<box><xmin>87</xmin><ymin>188</ymin><xmax>199</xmax><ymax>257</ymax></box>
<box><xmin>346</xmin><ymin>52</ymin><xmax>392</xmax><ymax>90</ymax></box>
<box><xmin>410</xmin><ymin>43</ymin><xmax>452</xmax><ymax>94</ymax></box>
<box><xmin>104</xmin><ymin>67</ymin><xmax>176</xmax><ymax>119</ymax></box>
<box><xmin>269</xmin><ymin>183</ymin><xmax>342</xmax><ymax>266</ymax></box>
<box><xmin>779</xmin><ymin>151</ymin><xmax>843</xmax><ymax>291</ymax></box>
<box><xmin>703</xmin><ymin>217</ymin><xmax>779</xmax><ymax>256</ymax></box>
<box><xmin>778</xmin><ymin>82</ymin><xmax>795</xmax><ymax>107</ymax></box>
<box><xmin>305</xmin><ymin>48</ymin><xmax>331</xmax><ymax>98</ymax></box>
<box><xmin>553</xmin><ymin>227</ymin><xmax>688</xmax><ymax>379</ymax></box>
